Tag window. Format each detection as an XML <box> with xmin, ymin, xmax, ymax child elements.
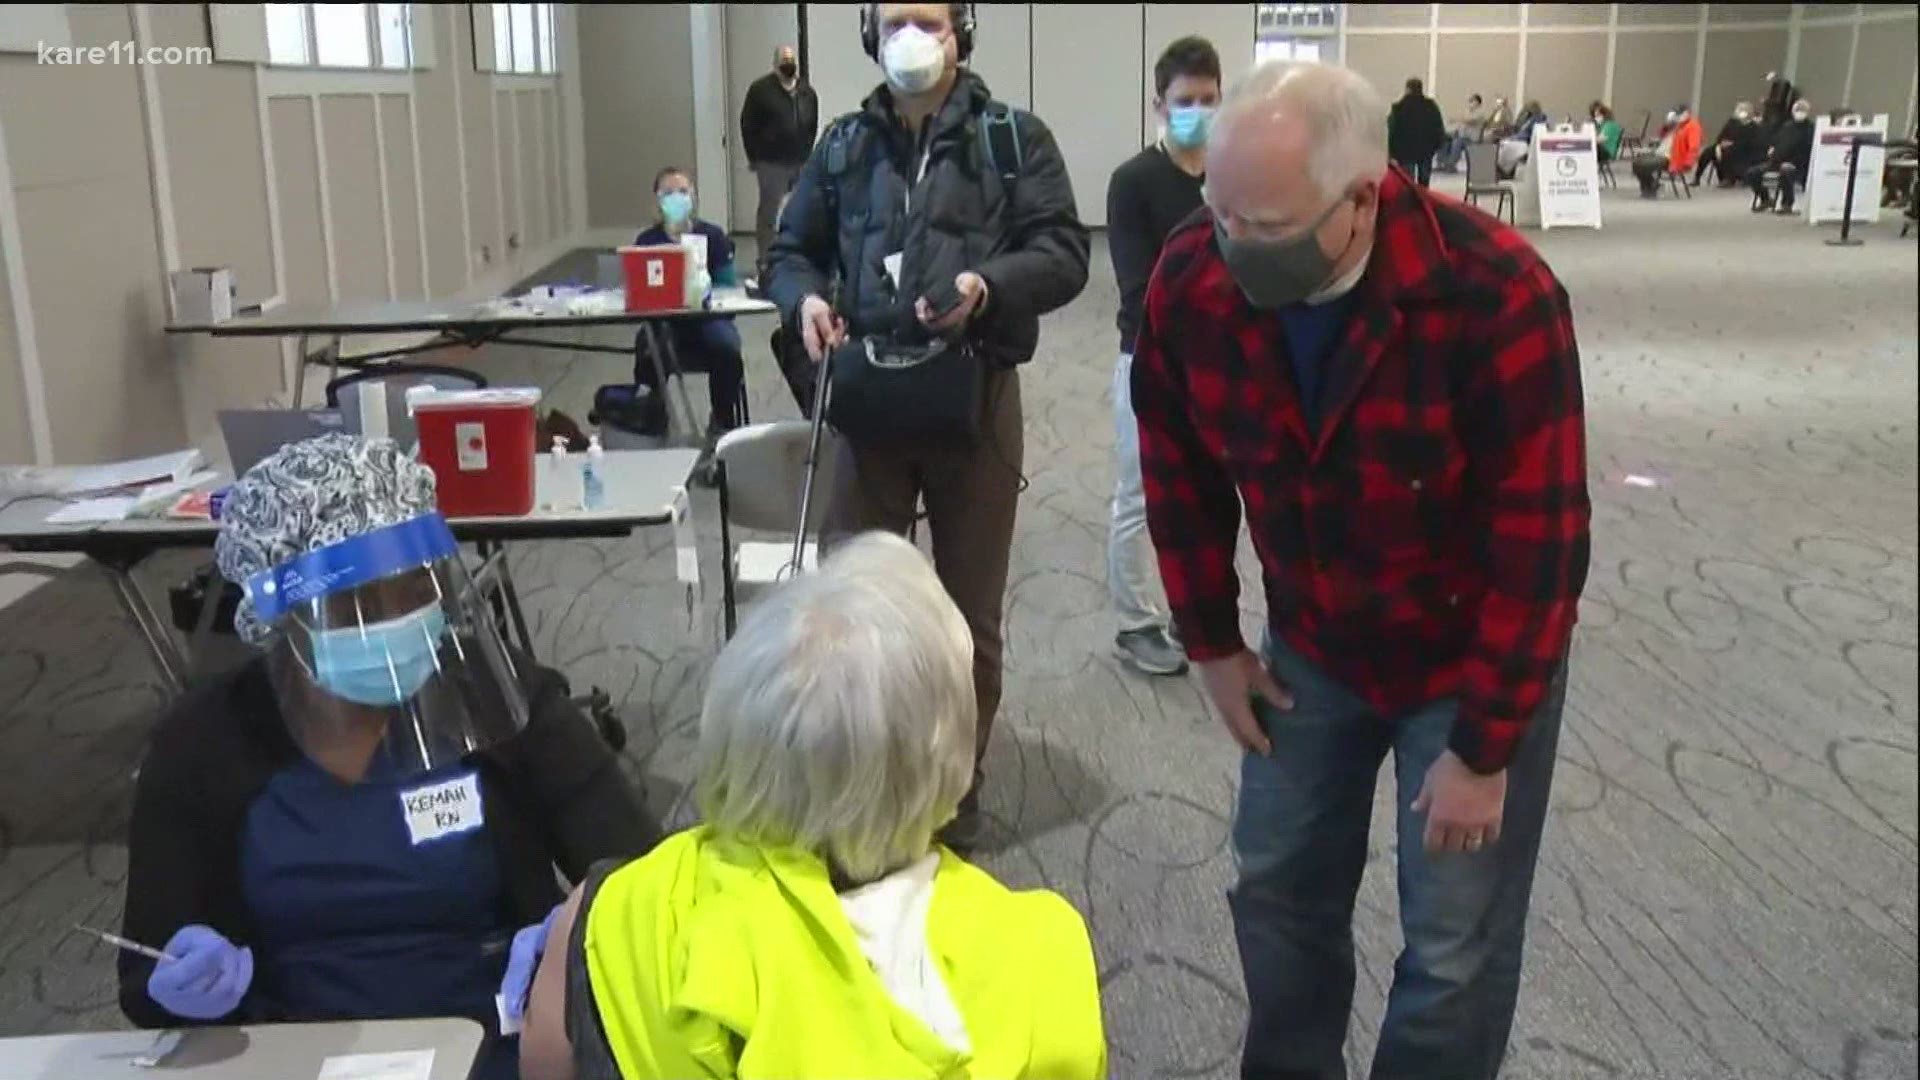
<box><xmin>489</xmin><ymin>2</ymin><xmax>557</xmax><ymax>74</ymax></box>
<box><xmin>314</xmin><ymin>3</ymin><xmax>371</xmax><ymax>67</ymax></box>
<box><xmin>535</xmin><ymin>4</ymin><xmax>555</xmax><ymax>73</ymax></box>
<box><xmin>262</xmin><ymin>3</ymin><xmax>413</xmax><ymax>69</ymax></box>
<box><xmin>377</xmin><ymin>4</ymin><xmax>412</xmax><ymax>69</ymax></box>
<box><xmin>1258</xmin><ymin>4</ymin><xmax>1339</xmax><ymax>31</ymax></box>
<box><xmin>265</xmin><ymin>3</ymin><xmax>311</xmax><ymax>65</ymax></box>
<box><xmin>1256</xmin><ymin>37</ymin><xmax>1328</xmax><ymax>65</ymax></box>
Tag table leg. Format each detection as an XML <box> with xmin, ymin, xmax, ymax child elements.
<box><xmin>291</xmin><ymin>334</ymin><xmax>310</xmax><ymax>407</ymax></box>
<box><xmin>641</xmin><ymin>323</ymin><xmax>701</xmax><ymax>441</ymax></box>
<box><xmin>476</xmin><ymin>539</ymin><xmax>538</xmax><ymax>658</ymax></box>
<box><xmin>100</xmin><ymin>559</ymin><xmax>187</xmax><ymax>695</ymax></box>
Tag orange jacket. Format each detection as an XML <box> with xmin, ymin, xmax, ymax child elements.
<box><xmin>1666</xmin><ymin>116</ymin><xmax>1704</xmax><ymax>173</ymax></box>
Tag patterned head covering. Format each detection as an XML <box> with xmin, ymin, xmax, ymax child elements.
<box><xmin>215</xmin><ymin>434</ymin><xmax>438</xmax><ymax>644</ymax></box>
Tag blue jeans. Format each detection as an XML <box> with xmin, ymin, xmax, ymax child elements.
<box><xmin>1231</xmin><ymin>637</ymin><xmax>1566</xmax><ymax>1079</ymax></box>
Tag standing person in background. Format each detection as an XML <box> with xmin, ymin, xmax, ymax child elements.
<box><xmin>1762</xmin><ymin>70</ymin><xmax>1796</xmax><ymax>134</ymax></box>
<box><xmin>1748</xmin><ymin>98</ymin><xmax>1817</xmax><ymax>214</ymax></box>
<box><xmin>1104</xmin><ymin>35</ymin><xmax>1221</xmax><ymax>678</ymax></box>
<box><xmin>1433</xmin><ymin>92</ymin><xmax>1485</xmax><ymax>172</ymax></box>
<box><xmin>766</xmin><ymin>1</ymin><xmax>1089</xmax><ymax>848</ymax></box>
<box><xmin>740</xmin><ymin>44</ymin><xmax>819</xmax><ymax>264</ymax></box>
<box><xmin>1388</xmin><ymin>77</ymin><xmax>1448</xmax><ymax>187</ymax></box>
<box><xmin>1132</xmin><ymin>61</ymin><xmax>1588</xmax><ymax>1079</ymax></box>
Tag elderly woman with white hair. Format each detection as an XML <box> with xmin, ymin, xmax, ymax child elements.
<box><xmin>518</xmin><ymin>531</ymin><xmax>1106</xmax><ymax>1079</ymax></box>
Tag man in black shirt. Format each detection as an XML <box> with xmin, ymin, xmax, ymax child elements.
<box><xmin>739</xmin><ymin>45</ymin><xmax>819</xmax><ymax>264</ymax></box>
<box><xmin>1104</xmin><ymin>35</ymin><xmax>1219</xmax><ymax>677</ymax></box>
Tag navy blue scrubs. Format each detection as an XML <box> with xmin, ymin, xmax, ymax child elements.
<box><xmin>240</xmin><ymin>753</ymin><xmax>519</xmax><ymax>1075</ymax></box>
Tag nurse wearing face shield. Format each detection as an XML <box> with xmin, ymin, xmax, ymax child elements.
<box><xmin>115</xmin><ymin>435</ymin><xmax>658</xmax><ymax>1078</ymax></box>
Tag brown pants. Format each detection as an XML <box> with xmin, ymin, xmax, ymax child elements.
<box><xmin>821</xmin><ymin>371</ymin><xmax>1024</xmax><ymax>767</ymax></box>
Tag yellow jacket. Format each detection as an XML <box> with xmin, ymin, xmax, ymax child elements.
<box><xmin>580</xmin><ymin>827</ymin><xmax>1107</xmax><ymax>1079</ymax></box>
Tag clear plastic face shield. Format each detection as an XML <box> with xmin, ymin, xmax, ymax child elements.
<box><xmin>240</xmin><ymin>513</ymin><xmax>528</xmax><ymax>783</ymax></box>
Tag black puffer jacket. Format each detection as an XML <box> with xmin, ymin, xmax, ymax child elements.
<box><xmin>765</xmin><ymin>72</ymin><xmax>1089</xmax><ymax>367</ymax></box>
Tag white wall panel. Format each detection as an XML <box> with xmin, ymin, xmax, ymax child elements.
<box><xmin>1032</xmin><ymin>4</ymin><xmax>1143</xmax><ymax>227</ymax></box>
<box><xmin>806</xmin><ymin>3</ymin><xmax>872</xmax><ymax>131</ymax></box>
<box><xmin>968</xmin><ymin>2</ymin><xmax>1032</xmax><ymax>109</ymax></box>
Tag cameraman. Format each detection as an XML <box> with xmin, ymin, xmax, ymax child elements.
<box><xmin>765</xmin><ymin>1</ymin><xmax>1088</xmax><ymax>846</ymax></box>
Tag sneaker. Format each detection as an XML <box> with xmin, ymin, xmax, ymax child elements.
<box><xmin>1114</xmin><ymin>625</ymin><xmax>1188</xmax><ymax>677</ymax></box>
<box><xmin>1773</xmin><ymin>204</ymin><xmax>1796</xmax><ymax>215</ymax></box>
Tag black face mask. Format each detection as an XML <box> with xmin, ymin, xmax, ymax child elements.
<box><xmin>778</xmin><ymin>61</ymin><xmax>798</xmax><ymax>79</ymax></box>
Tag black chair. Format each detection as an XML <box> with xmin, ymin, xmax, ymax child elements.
<box><xmin>1620</xmin><ymin>111</ymin><xmax>1652</xmax><ymax>156</ymax></box>
<box><xmin>1463</xmin><ymin>143</ymin><xmax>1516</xmax><ymax>225</ymax></box>
<box><xmin>1598</xmin><ymin>155</ymin><xmax>1619</xmax><ymax>189</ymax></box>
<box><xmin>325</xmin><ymin>363</ymin><xmax>487</xmax><ymax>445</ymax></box>
<box><xmin>1666</xmin><ymin>168</ymin><xmax>1694</xmax><ymax>199</ymax></box>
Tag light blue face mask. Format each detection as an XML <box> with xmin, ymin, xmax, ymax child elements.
<box><xmin>659</xmin><ymin>190</ymin><xmax>694</xmax><ymax>226</ymax></box>
<box><xmin>1166</xmin><ymin>105</ymin><xmax>1216</xmax><ymax>150</ymax></box>
<box><xmin>310</xmin><ymin>605</ymin><xmax>448</xmax><ymax>708</ymax></box>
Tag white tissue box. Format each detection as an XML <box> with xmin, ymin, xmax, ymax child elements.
<box><xmin>170</xmin><ymin>267</ymin><xmax>235</xmax><ymax>325</ymax></box>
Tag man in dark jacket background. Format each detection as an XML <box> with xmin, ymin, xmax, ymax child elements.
<box><xmin>1388</xmin><ymin>77</ymin><xmax>1447</xmax><ymax>186</ymax></box>
<box><xmin>766</xmin><ymin>1</ymin><xmax>1088</xmax><ymax>845</ymax></box>
<box><xmin>739</xmin><ymin>44</ymin><xmax>818</xmax><ymax>263</ymax></box>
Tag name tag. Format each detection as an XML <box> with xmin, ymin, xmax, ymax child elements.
<box><xmin>399</xmin><ymin>773</ymin><xmax>484</xmax><ymax>845</ymax></box>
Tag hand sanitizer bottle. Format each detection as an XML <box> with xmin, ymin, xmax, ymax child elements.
<box><xmin>583</xmin><ymin>433</ymin><xmax>606</xmax><ymax>510</ymax></box>
<box><xmin>548</xmin><ymin>436</ymin><xmax>579</xmax><ymax>511</ymax></box>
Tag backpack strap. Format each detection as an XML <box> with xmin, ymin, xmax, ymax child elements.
<box><xmin>819</xmin><ymin>114</ymin><xmax>868</xmax><ymax>222</ymax></box>
<box><xmin>977</xmin><ymin>102</ymin><xmax>1025</xmax><ymax>188</ymax></box>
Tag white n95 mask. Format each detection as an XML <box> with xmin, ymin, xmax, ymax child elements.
<box><xmin>882</xmin><ymin>26</ymin><xmax>945</xmax><ymax>95</ymax></box>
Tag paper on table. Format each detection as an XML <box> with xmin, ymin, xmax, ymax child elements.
<box><xmin>56</xmin><ymin>450</ymin><xmax>204</xmax><ymax>496</ymax></box>
<box><xmin>45</xmin><ymin>496</ymin><xmax>139</xmax><ymax>524</ymax></box>
<box><xmin>315</xmin><ymin>1049</ymin><xmax>436</xmax><ymax>1080</ymax></box>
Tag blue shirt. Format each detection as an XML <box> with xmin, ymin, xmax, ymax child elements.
<box><xmin>239</xmin><ymin>754</ymin><xmax>510</xmax><ymax>1029</ymax></box>
<box><xmin>635</xmin><ymin>219</ymin><xmax>737</xmax><ymax>285</ymax></box>
<box><xmin>1277</xmin><ymin>291</ymin><xmax>1360</xmax><ymax>433</ymax></box>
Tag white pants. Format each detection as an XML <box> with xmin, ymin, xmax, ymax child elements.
<box><xmin>1109</xmin><ymin>352</ymin><xmax>1167</xmax><ymax>632</ymax></box>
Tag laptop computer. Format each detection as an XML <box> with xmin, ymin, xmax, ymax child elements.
<box><xmin>217</xmin><ymin>408</ymin><xmax>347</xmax><ymax>476</ymax></box>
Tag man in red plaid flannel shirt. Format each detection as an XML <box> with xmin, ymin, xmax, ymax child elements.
<box><xmin>1133</xmin><ymin>63</ymin><xmax>1590</xmax><ymax>1079</ymax></box>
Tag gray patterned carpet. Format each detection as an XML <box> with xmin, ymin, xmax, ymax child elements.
<box><xmin>2</xmin><ymin>179</ymin><xmax>1916</xmax><ymax>1079</ymax></box>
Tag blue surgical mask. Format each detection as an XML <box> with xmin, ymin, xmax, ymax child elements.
<box><xmin>1166</xmin><ymin>105</ymin><xmax>1216</xmax><ymax>150</ymax></box>
<box><xmin>659</xmin><ymin>191</ymin><xmax>694</xmax><ymax>226</ymax></box>
<box><xmin>310</xmin><ymin>605</ymin><xmax>448</xmax><ymax>707</ymax></box>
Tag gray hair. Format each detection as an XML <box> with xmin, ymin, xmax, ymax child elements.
<box><xmin>1219</xmin><ymin>60</ymin><xmax>1389</xmax><ymax>197</ymax></box>
<box><xmin>695</xmin><ymin>531</ymin><xmax>976</xmax><ymax>883</ymax></box>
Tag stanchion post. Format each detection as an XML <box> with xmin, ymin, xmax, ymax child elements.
<box><xmin>1827</xmin><ymin>133</ymin><xmax>1866</xmax><ymax>247</ymax></box>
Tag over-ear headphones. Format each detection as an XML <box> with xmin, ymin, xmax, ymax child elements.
<box><xmin>860</xmin><ymin>3</ymin><xmax>975</xmax><ymax>64</ymax></box>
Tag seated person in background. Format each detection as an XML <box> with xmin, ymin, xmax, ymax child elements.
<box><xmin>1748</xmin><ymin>98</ymin><xmax>1817</xmax><ymax>214</ymax></box>
<box><xmin>1592</xmin><ymin>101</ymin><xmax>1624</xmax><ymax>163</ymax></box>
<box><xmin>1496</xmin><ymin>99</ymin><xmax>1548</xmax><ymax>175</ymax></box>
<box><xmin>633</xmin><ymin>166</ymin><xmax>746</xmax><ymax>438</ymax></box>
<box><xmin>1633</xmin><ymin>103</ymin><xmax>1703</xmax><ymax>197</ymax></box>
<box><xmin>118</xmin><ymin>435</ymin><xmax>658</xmax><ymax>1080</ymax></box>
<box><xmin>519</xmin><ymin>532</ymin><xmax>1107</xmax><ymax>1080</ymax></box>
<box><xmin>1697</xmin><ymin>101</ymin><xmax>1764</xmax><ymax>186</ymax></box>
<box><xmin>1433</xmin><ymin>92</ymin><xmax>1484</xmax><ymax>171</ymax></box>
<box><xmin>1483</xmin><ymin>94</ymin><xmax>1514</xmax><ymax>139</ymax></box>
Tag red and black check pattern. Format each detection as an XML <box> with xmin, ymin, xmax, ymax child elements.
<box><xmin>1132</xmin><ymin>167</ymin><xmax>1591</xmax><ymax>773</ymax></box>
